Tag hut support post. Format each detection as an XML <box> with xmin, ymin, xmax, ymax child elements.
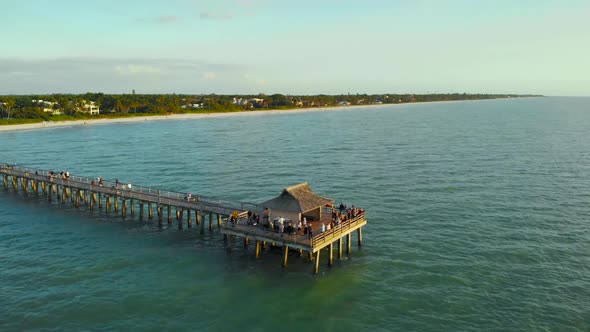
<box><xmin>255</xmin><ymin>240</ymin><xmax>261</xmax><ymax>258</ymax></box>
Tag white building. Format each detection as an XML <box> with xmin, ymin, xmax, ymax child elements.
<box><xmin>79</xmin><ymin>101</ymin><xmax>100</xmax><ymax>115</ymax></box>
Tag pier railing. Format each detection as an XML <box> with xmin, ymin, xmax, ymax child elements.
<box><xmin>0</xmin><ymin>163</ymin><xmax>261</xmax><ymax>215</ymax></box>
<box><xmin>310</xmin><ymin>213</ymin><xmax>366</xmax><ymax>248</ymax></box>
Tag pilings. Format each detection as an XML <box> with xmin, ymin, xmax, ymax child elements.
<box><xmin>282</xmin><ymin>245</ymin><xmax>289</xmax><ymax>267</ymax></box>
<box><xmin>358</xmin><ymin>228</ymin><xmax>363</xmax><ymax>247</ymax></box>
<box><xmin>347</xmin><ymin>233</ymin><xmax>352</xmax><ymax>255</ymax></box>
<box><xmin>314</xmin><ymin>250</ymin><xmax>321</xmax><ymax>274</ymax></box>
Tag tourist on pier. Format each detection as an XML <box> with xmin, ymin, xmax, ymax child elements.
<box><xmin>321</xmin><ymin>223</ymin><xmax>326</xmax><ymax>233</ymax></box>
<box><xmin>308</xmin><ymin>224</ymin><xmax>313</xmax><ymax>238</ymax></box>
<box><xmin>339</xmin><ymin>203</ymin><xmax>345</xmax><ymax>213</ymax></box>
<box><xmin>127</xmin><ymin>183</ymin><xmax>132</xmax><ymax>190</ymax></box>
<box><xmin>297</xmin><ymin>221</ymin><xmax>302</xmax><ymax>232</ymax></box>
<box><xmin>303</xmin><ymin>217</ymin><xmax>307</xmax><ymax>227</ymax></box>
<box><xmin>115</xmin><ymin>179</ymin><xmax>119</xmax><ymax>189</ymax></box>
<box><xmin>231</xmin><ymin>210</ymin><xmax>239</xmax><ymax>225</ymax></box>
<box><xmin>326</xmin><ymin>223</ymin><xmax>331</xmax><ymax>231</ymax></box>
<box><xmin>98</xmin><ymin>177</ymin><xmax>103</xmax><ymax>187</ymax></box>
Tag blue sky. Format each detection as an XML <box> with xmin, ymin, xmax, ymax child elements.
<box><xmin>0</xmin><ymin>0</ymin><xmax>588</xmax><ymax>95</ymax></box>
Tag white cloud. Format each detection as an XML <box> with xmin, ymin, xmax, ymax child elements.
<box><xmin>199</xmin><ymin>11</ymin><xmax>233</xmax><ymax>20</ymax></box>
<box><xmin>115</xmin><ymin>65</ymin><xmax>161</xmax><ymax>76</ymax></box>
<box><xmin>202</xmin><ymin>71</ymin><xmax>217</xmax><ymax>80</ymax></box>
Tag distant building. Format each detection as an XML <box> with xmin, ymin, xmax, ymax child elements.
<box><xmin>78</xmin><ymin>101</ymin><xmax>100</xmax><ymax>115</ymax></box>
<box><xmin>337</xmin><ymin>101</ymin><xmax>351</xmax><ymax>106</ymax></box>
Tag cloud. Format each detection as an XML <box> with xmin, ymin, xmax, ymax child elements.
<box><xmin>157</xmin><ymin>15</ymin><xmax>179</xmax><ymax>23</ymax></box>
<box><xmin>0</xmin><ymin>57</ymin><xmax>248</xmax><ymax>94</ymax></box>
<box><xmin>199</xmin><ymin>11</ymin><xmax>233</xmax><ymax>20</ymax></box>
<box><xmin>137</xmin><ymin>15</ymin><xmax>179</xmax><ymax>24</ymax></box>
<box><xmin>202</xmin><ymin>71</ymin><xmax>217</xmax><ymax>80</ymax></box>
<box><xmin>115</xmin><ymin>65</ymin><xmax>161</xmax><ymax>76</ymax></box>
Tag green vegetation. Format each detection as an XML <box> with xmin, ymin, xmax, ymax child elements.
<box><xmin>0</xmin><ymin>92</ymin><xmax>541</xmax><ymax>125</ymax></box>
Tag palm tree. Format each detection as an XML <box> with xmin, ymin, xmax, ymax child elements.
<box><xmin>5</xmin><ymin>98</ymin><xmax>15</xmax><ymax>119</ymax></box>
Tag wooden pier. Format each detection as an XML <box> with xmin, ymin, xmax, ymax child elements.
<box><xmin>0</xmin><ymin>163</ymin><xmax>367</xmax><ymax>274</ymax></box>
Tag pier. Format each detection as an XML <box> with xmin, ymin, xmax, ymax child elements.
<box><xmin>0</xmin><ymin>163</ymin><xmax>367</xmax><ymax>274</ymax></box>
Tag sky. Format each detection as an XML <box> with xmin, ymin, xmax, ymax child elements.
<box><xmin>0</xmin><ymin>0</ymin><xmax>588</xmax><ymax>95</ymax></box>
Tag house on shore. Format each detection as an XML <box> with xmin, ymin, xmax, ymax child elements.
<box><xmin>79</xmin><ymin>101</ymin><xmax>100</xmax><ymax>115</ymax></box>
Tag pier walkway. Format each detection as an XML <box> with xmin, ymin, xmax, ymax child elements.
<box><xmin>1</xmin><ymin>163</ymin><xmax>366</xmax><ymax>274</ymax></box>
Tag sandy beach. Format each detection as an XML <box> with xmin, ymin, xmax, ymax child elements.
<box><xmin>0</xmin><ymin>99</ymin><xmax>480</xmax><ymax>133</ymax></box>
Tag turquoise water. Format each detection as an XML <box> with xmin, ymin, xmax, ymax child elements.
<box><xmin>1</xmin><ymin>97</ymin><xmax>589</xmax><ymax>331</ymax></box>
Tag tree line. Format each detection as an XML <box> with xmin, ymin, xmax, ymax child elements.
<box><xmin>0</xmin><ymin>93</ymin><xmax>541</xmax><ymax>120</ymax></box>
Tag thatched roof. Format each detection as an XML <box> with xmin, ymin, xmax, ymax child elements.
<box><xmin>260</xmin><ymin>182</ymin><xmax>334</xmax><ymax>213</ymax></box>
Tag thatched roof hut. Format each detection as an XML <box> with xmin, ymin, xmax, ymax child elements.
<box><xmin>260</xmin><ymin>183</ymin><xmax>334</xmax><ymax>224</ymax></box>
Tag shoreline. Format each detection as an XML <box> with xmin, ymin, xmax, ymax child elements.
<box><xmin>0</xmin><ymin>98</ymin><xmax>526</xmax><ymax>133</ymax></box>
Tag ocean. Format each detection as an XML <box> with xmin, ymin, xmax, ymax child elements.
<box><xmin>0</xmin><ymin>97</ymin><xmax>589</xmax><ymax>331</ymax></box>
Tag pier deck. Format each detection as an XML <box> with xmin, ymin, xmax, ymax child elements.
<box><xmin>1</xmin><ymin>163</ymin><xmax>367</xmax><ymax>273</ymax></box>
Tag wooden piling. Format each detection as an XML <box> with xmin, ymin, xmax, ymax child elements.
<box><xmin>139</xmin><ymin>202</ymin><xmax>144</xmax><ymax>220</ymax></box>
<box><xmin>114</xmin><ymin>196</ymin><xmax>118</xmax><ymax>212</ymax></box>
<box><xmin>148</xmin><ymin>203</ymin><xmax>153</xmax><ymax>219</ymax></box>
<box><xmin>244</xmin><ymin>237</ymin><xmax>249</xmax><ymax>248</ymax></box>
<box><xmin>282</xmin><ymin>245</ymin><xmax>289</xmax><ymax>267</ymax></box>
<box><xmin>314</xmin><ymin>250</ymin><xmax>321</xmax><ymax>274</ymax></box>
<box><xmin>12</xmin><ymin>176</ymin><xmax>18</xmax><ymax>191</ymax></box>
<box><xmin>357</xmin><ymin>228</ymin><xmax>363</xmax><ymax>247</ymax></box>
<box><xmin>217</xmin><ymin>214</ymin><xmax>222</xmax><ymax>228</ymax></box>
<box><xmin>106</xmin><ymin>195</ymin><xmax>111</xmax><ymax>213</ymax></box>
<box><xmin>255</xmin><ymin>240</ymin><xmax>261</xmax><ymax>258</ymax></box>
<box><xmin>347</xmin><ymin>233</ymin><xmax>352</xmax><ymax>255</ymax></box>
<box><xmin>122</xmin><ymin>199</ymin><xmax>127</xmax><ymax>217</ymax></box>
<box><xmin>200</xmin><ymin>213</ymin><xmax>205</xmax><ymax>234</ymax></box>
<box><xmin>61</xmin><ymin>187</ymin><xmax>66</xmax><ymax>205</ymax></box>
<box><xmin>2</xmin><ymin>175</ymin><xmax>7</xmax><ymax>189</ymax></box>
<box><xmin>328</xmin><ymin>243</ymin><xmax>334</xmax><ymax>267</ymax></box>
<box><xmin>209</xmin><ymin>213</ymin><xmax>213</xmax><ymax>231</ymax></box>
<box><xmin>187</xmin><ymin>209</ymin><xmax>192</xmax><ymax>227</ymax></box>
<box><xmin>338</xmin><ymin>238</ymin><xmax>343</xmax><ymax>259</ymax></box>
<box><xmin>167</xmin><ymin>205</ymin><xmax>171</xmax><ymax>223</ymax></box>
<box><xmin>130</xmin><ymin>199</ymin><xmax>135</xmax><ymax>217</ymax></box>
